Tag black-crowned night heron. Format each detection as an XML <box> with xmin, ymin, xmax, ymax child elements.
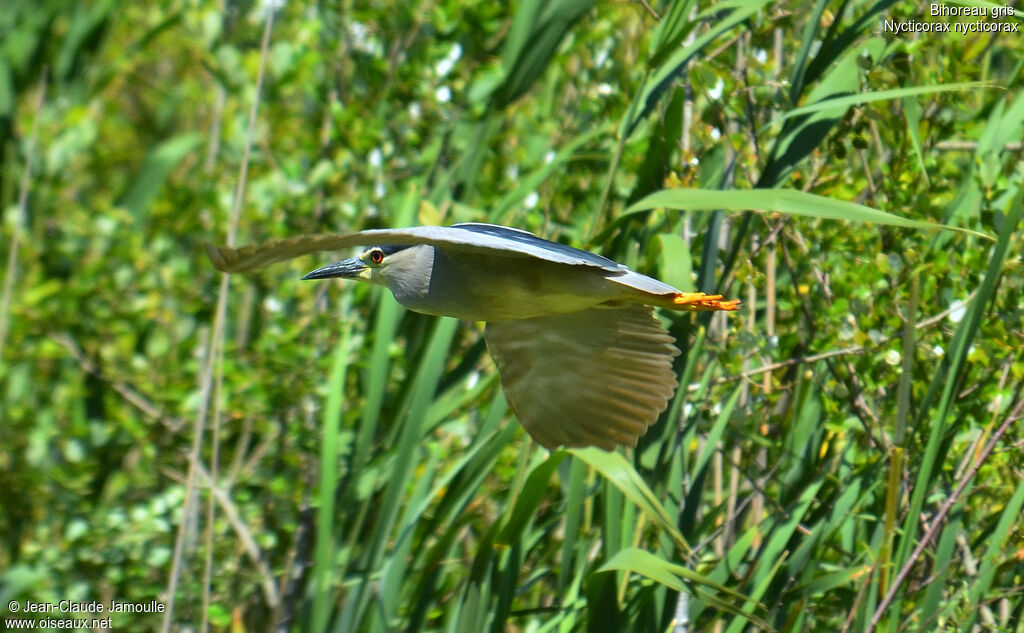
<box><xmin>206</xmin><ymin>223</ymin><xmax>739</xmax><ymax>450</ymax></box>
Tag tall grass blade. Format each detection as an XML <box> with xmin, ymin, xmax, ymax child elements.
<box><xmin>765</xmin><ymin>83</ymin><xmax>986</xmax><ymax>131</ymax></box>
<box><xmin>621</xmin><ymin>0</ymin><xmax>771</xmax><ymax>139</ymax></box>
<box><xmin>627</xmin><ymin>188</ymin><xmax>993</xmax><ymax>240</ymax></box>
<box><xmin>959</xmin><ymin>477</ymin><xmax>1024</xmax><ymax>631</ymax></box>
<box><xmin>118</xmin><ymin>134</ymin><xmax>201</xmax><ymax>221</ymax></box>
<box><xmin>310</xmin><ymin>309</ymin><xmax>354</xmax><ymax>633</ymax></box>
<box><xmin>598</xmin><ymin>548</ymin><xmax>770</xmax><ymax>629</ymax></box>
<box><xmin>568</xmin><ymin>448</ymin><xmax>687</xmax><ymax>552</ymax></box>
<box><xmin>891</xmin><ymin>178</ymin><xmax>1022</xmax><ymax>621</ymax></box>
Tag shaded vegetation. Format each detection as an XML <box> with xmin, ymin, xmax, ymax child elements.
<box><xmin>1</xmin><ymin>1</ymin><xmax>1022</xmax><ymax>632</ymax></box>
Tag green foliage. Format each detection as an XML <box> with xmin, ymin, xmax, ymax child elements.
<box><xmin>2</xmin><ymin>1</ymin><xmax>1022</xmax><ymax>632</ymax></box>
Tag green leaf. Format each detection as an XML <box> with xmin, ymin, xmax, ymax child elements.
<box><xmin>567</xmin><ymin>448</ymin><xmax>687</xmax><ymax>552</ymax></box>
<box><xmin>492</xmin><ymin>0</ymin><xmax>597</xmax><ymax>109</ymax></box>
<box><xmin>620</xmin><ymin>0</ymin><xmax>771</xmax><ymax>139</ymax></box>
<box><xmin>598</xmin><ymin>548</ymin><xmax>771</xmax><ymax>630</ymax></box>
<box><xmin>627</xmin><ymin>188</ymin><xmax>993</xmax><ymax>240</ymax></box>
<box><xmin>497</xmin><ymin>451</ymin><xmax>567</xmax><ymax>544</ymax></box>
<box><xmin>117</xmin><ymin>133</ymin><xmax>202</xmax><ymax>220</ymax></box>
<box><xmin>654</xmin><ymin>232</ymin><xmax>693</xmax><ymax>292</ymax></box>
<box><xmin>765</xmin><ymin>82</ymin><xmax>988</xmax><ymax>131</ymax></box>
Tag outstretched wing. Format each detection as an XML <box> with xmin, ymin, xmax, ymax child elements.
<box><xmin>484</xmin><ymin>304</ymin><xmax>679</xmax><ymax>450</ymax></box>
<box><xmin>205</xmin><ymin>224</ymin><xmax>622</xmax><ymax>273</ymax></box>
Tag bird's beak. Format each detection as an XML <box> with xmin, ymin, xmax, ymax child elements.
<box><xmin>301</xmin><ymin>257</ymin><xmax>369</xmax><ymax>281</ymax></box>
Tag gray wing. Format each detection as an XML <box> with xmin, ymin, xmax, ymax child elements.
<box><xmin>452</xmin><ymin>223</ymin><xmax>620</xmax><ymax>270</ymax></box>
<box><xmin>484</xmin><ymin>304</ymin><xmax>679</xmax><ymax>450</ymax></box>
<box><xmin>607</xmin><ymin>268</ymin><xmax>683</xmax><ymax>296</ymax></box>
<box><xmin>205</xmin><ymin>224</ymin><xmax>623</xmax><ymax>273</ymax></box>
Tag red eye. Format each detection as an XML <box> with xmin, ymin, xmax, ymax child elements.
<box><xmin>369</xmin><ymin>249</ymin><xmax>384</xmax><ymax>264</ymax></box>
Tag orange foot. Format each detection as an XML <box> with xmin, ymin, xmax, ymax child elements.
<box><xmin>672</xmin><ymin>293</ymin><xmax>742</xmax><ymax>312</ymax></box>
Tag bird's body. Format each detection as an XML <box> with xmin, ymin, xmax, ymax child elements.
<box><xmin>206</xmin><ymin>223</ymin><xmax>739</xmax><ymax>450</ymax></box>
<box><xmin>376</xmin><ymin>244</ymin><xmax>654</xmax><ymax>321</ymax></box>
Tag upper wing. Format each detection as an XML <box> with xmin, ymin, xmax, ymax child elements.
<box><xmin>452</xmin><ymin>223</ymin><xmax>620</xmax><ymax>270</ymax></box>
<box><xmin>205</xmin><ymin>224</ymin><xmax>623</xmax><ymax>273</ymax></box>
<box><xmin>484</xmin><ymin>304</ymin><xmax>679</xmax><ymax>450</ymax></box>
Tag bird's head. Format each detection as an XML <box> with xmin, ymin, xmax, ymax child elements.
<box><xmin>300</xmin><ymin>245</ymin><xmax>416</xmax><ymax>288</ymax></box>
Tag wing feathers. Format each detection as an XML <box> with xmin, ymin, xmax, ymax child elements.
<box><xmin>205</xmin><ymin>226</ymin><xmax>621</xmax><ymax>273</ymax></box>
<box><xmin>484</xmin><ymin>304</ymin><xmax>679</xmax><ymax>450</ymax></box>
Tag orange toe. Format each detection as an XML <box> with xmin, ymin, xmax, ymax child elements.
<box><xmin>672</xmin><ymin>293</ymin><xmax>742</xmax><ymax>312</ymax></box>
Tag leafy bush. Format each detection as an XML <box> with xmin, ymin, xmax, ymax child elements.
<box><xmin>2</xmin><ymin>1</ymin><xmax>1022</xmax><ymax>631</ymax></box>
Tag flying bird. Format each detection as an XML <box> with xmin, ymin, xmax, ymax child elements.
<box><xmin>206</xmin><ymin>223</ymin><xmax>739</xmax><ymax>450</ymax></box>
